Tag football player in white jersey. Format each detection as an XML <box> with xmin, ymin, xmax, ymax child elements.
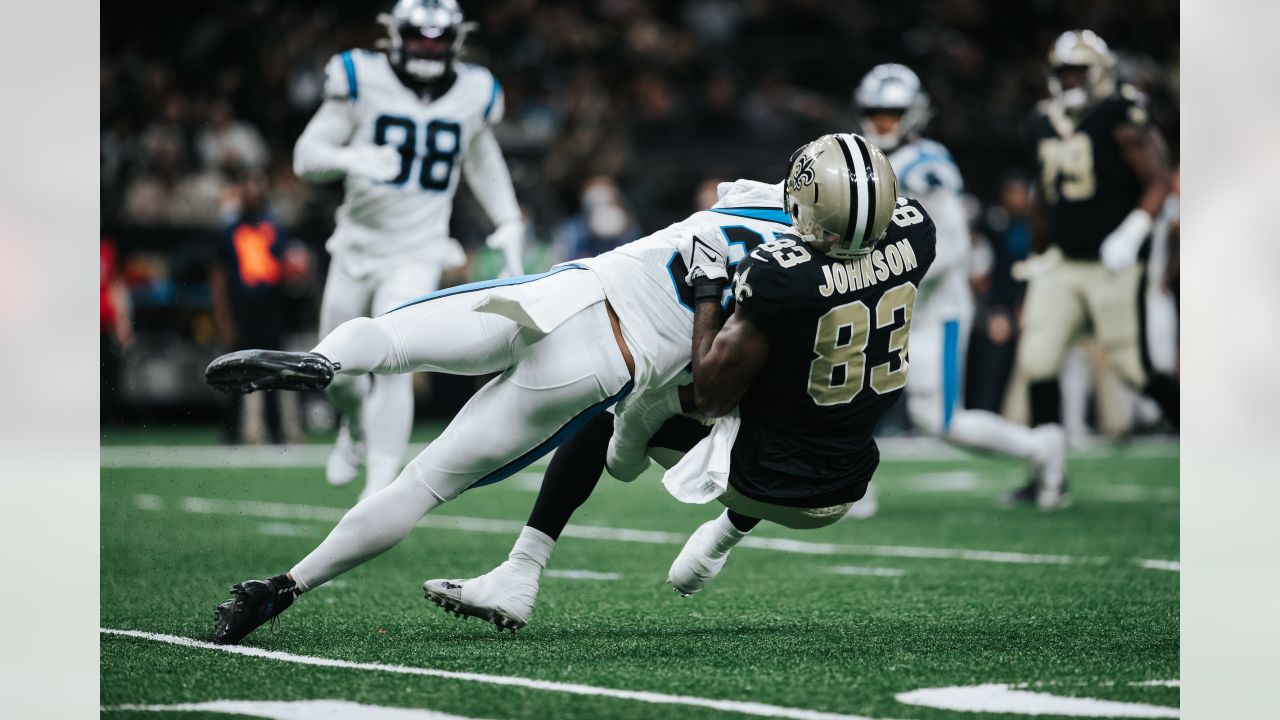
<box><xmin>848</xmin><ymin>64</ymin><xmax>1066</xmax><ymax>514</ymax></box>
<box><xmin>294</xmin><ymin>0</ymin><xmax>525</xmax><ymax>501</ymax></box>
<box><xmin>203</xmin><ymin>177</ymin><xmax>791</xmax><ymax>643</ymax></box>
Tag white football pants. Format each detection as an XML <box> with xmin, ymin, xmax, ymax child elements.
<box><xmin>291</xmin><ymin>267</ymin><xmax>632</xmax><ymax>591</ymax></box>
<box><xmin>319</xmin><ymin>257</ymin><xmax>444</xmax><ymax>492</ymax></box>
<box><xmin>906</xmin><ymin>311</ymin><xmax>1038</xmax><ymax>461</ymax></box>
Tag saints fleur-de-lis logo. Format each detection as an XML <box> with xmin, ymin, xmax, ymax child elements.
<box><xmin>733</xmin><ymin>267</ymin><xmax>753</xmax><ymax>303</ymax></box>
<box><xmin>788</xmin><ymin>151</ymin><xmax>820</xmax><ymax>192</ymax></box>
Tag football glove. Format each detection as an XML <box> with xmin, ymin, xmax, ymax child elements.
<box><xmin>339</xmin><ymin>144</ymin><xmax>404</xmax><ymax>183</ymax></box>
<box><xmin>683</xmin><ymin>233</ymin><xmax>730</xmax><ymax>285</ymax></box>
<box><xmin>605</xmin><ymin>434</ymin><xmax>651</xmax><ymax>483</ymax></box>
<box><xmin>485</xmin><ymin>222</ymin><xmax>526</xmax><ymax>278</ymax></box>
<box><xmin>1099</xmin><ymin>208</ymin><xmax>1153</xmax><ymax>271</ymax></box>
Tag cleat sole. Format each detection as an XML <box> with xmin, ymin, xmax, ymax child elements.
<box><xmin>423</xmin><ymin>586</ymin><xmax>526</xmax><ymax>634</ymax></box>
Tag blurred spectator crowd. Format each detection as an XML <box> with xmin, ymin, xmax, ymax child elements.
<box><xmin>101</xmin><ymin>0</ymin><xmax>1178</xmax><ymax>430</ymax></box>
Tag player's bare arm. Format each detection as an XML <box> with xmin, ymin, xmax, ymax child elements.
<box><xmin>690</xmin><ymin>300</ymin><xmax>770</xmax><ymax>418</ymax></box>
<box><xmin>1115</xmin><ymin>122</ymin><xmax>1171</xmax><ymax>217</ymax></box>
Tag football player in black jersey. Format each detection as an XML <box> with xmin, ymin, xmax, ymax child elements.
<box><xmin>1009</xmin><ymin>30</ymin><xmax>1178</xmax><ymax>506</ymax></box>
<box><xmin>669</xmin><ymin>132</ymin><xmax>936</xmax><ymax>594</ymax></box>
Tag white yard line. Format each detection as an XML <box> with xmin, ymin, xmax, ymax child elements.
<box><xmin>1136</xmin><ymin>559</ymin><xmax>1180</xmax><ymax>572</ymax></box>
<box><xmin>827</xmin><ymin>566</ymin><xmax>907</xmax><ymax>577</ymax></box>
<box><xmin>132</xmin><ymin>494</ymin><xmax>1112</xmax><ymax>567</ymax></box>
<box><xmin>101</xmin><ymin>436</ymin><xmax>1177</xmax><ymax>469</ymax></box>
<box><xmin>895</xmin><ymin>683</ymin><xmax>1178</xmax><ymax>718</ymax></box>
<box><xmin>100</xmin><ymin>628</ymin><xmax>893</xmax><ymax>720</ymax></box>
<box><xmin>104</xmin><ymin>699</ymin><xmax>488</xmax><ymax>720</ymax></box>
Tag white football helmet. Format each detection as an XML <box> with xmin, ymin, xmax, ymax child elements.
<box><xmin>377</xmin><ymin>0</ymin><xmax>476</xmax><ymax>82</ymax></box>
<box><xmin>853</xmin><ymin>64</ymin><xmax>932</xmax><ymax>152</ymax></box>
<box><xmin>784</xmin><ymin>133</ymin><xmax>898</xmax><ymax>260</ymax></box>
<box><xmin>1047</xmin><ymin>30</ymin><xmax>1117</xmax><ymax>113</ymax></box>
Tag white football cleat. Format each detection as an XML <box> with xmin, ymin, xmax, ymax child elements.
<box><xmin>1033</xmin><ymin>425</ymin><xmax>1069</xmax><ymax>511</ymax></box>
<box><xmin>423</xmin><ymin>561</ymin><xmax>539</xmax><ymax>633</ymax></box>
<box><xmin>326</xmin><ymin>425</ymin><xmax>364</xmax><ymax>487</ymax></box>
<box><xmin>667</xmin><ymin>520</ymin><xmax>732</xmax><ymax>597</ymax></box>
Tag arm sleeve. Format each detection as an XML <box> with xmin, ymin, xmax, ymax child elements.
<box><xmin>915</xmin><ymin>188</ymin><xmax>969</xmax><ymax>283</ymax></box>
<box><xmin>462</xmin><ymin>126</ymin><xmax>521</xmax><ymax>228</ymax></box>
<box><xmin>292</xmin><ymin>55</ymin><xmax>360</xmax><ymax>182</ymax></box>
<box><xmin>292</xmin><ymin>100</ymin><xmax>359</xmax><ymax>182</ymax></box>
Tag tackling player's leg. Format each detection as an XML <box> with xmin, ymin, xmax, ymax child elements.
<box><xmin>209</xmin><ymin>276</ymin><xmax>634</xmax><ymax>643</ymax></box>
<box><xmin>317</xmin><ymin>260</ymin><xmax>375</xmax><ymax>487</ymax></box>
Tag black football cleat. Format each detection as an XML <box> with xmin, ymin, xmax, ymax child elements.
<box><xmin>206</xmin><ymin>350</ymin><xmax>337</xmax><ymax>395</ymax></box>
<box><xmin>1001</xmin><ymin>476</ymin><xmax>1070</xmax><ymax>508</ymax></box>
<box><xmin>212</xmin><ymin>576</ymin><xmax>299</xmax><ymax>645</ymax></box>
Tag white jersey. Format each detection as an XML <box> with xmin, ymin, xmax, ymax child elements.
<box><xmin>319</xmin><ymin>51</ymin><xmax>504</xmax><ymax>264</ymax></box>
<box><xmin>887</xmin><ymin>138</ymin><xmax>972</xmax><ymax>323</ymax></box>
<box><xmin>578</xmin><ymin>180</ymin><xmax>791</xmax><ymax>396</ymax></box>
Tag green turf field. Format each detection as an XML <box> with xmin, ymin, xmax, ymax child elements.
<box><xmin>101</xmin><ymin>431</ymin><xmax>1179</xmax><ymax>719</ymax></box>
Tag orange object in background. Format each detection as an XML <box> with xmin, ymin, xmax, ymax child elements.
<box><xmin>232</xmin><ymin>223</ymin><xmax>281</xmax><ymax>287</ymax></box>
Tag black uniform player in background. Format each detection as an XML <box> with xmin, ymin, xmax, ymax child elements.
<box><xmin>1009</xmin><ymin>30</ymin><xmax>1178</xmax><ymax>505</ymax></box>
<box><xmin>670</xmin><ymin>133</ymin><xmax>934</xmax><ymax>595</ymax></box>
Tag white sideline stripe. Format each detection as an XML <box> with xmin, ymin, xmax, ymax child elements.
<box><xmin>545</xmin><ymin>569</ymin><xmax>621</xmax><ymax>580</ymax></box>
<box><xmin>133</xmin><ymin>494</ymin><xmax>1110</xmax><ymax>567</ymax></box>
<box><xmin>1133</xmin><ymin>680</ymin><xmax>1180</xmax><ymax>687</ymax></box>
<box><xmin>104</xmin><ymin>699</ymin><xmax>488</xmax><ymax>720</ymax></box>
<box><xmin>101</xmin><ymin>436</ymin><xmax>1178</xmax><ymax>468</ymax></box>
<box><xmin>257</xmin><ymin>522</ymin><xmax>315</xmax><ymax>538</ymax></box>
<box><xmin>100</xmin><ymin>628</ymin><xmax>891</xmax><ymax>720</ymax></box>
<box><xmin>894</xmin><ymin>684</ymin><xmax>1178</xmax><ymax>718</ymax></box>
<box><xmin>1136</xmin><ymin>559</ymin><xmax>1180</xmax><ymax>572</ymax></box>
<box><xmin>827</xmin><ymin>566</ymin><xmax>906</xmax><ymax>578</ymax></box>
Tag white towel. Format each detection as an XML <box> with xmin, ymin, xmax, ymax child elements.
<box><xmin>662</xmin><ymin>411</ymin><xmax>740</xmax><ymax>504</ymax></box>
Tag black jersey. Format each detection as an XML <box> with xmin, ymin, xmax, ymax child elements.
<box><xmin>1029</xmin><ymin>88</ymin><xmax>1151</xmax><ymax>260</ymax></box>
<box><xmin>726</xmin><ymin>197</ymin><xmax>937</xmax><ymax>507</ymax></box>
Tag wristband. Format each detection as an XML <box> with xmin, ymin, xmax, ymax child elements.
<box><xmin>693</xmin><ymin>277</ymin><xmax>725</xmax><ymax>304</ymax></box>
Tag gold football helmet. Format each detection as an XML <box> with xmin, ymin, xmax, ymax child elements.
<box><xmin>783</xmin><ymin>133</ymin><xmax>898</xmax><ymax>259</ymax></box>
<box><xmin>1048</xmin><ymin>30</ymin><xmax>1117</xmax><ymax>112</ymax></box>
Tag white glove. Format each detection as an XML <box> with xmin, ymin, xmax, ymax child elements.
<box><xmin>606</xmin><ymin>434</ymin><xmax>651</xmax><ymax>482</ymax></box>
<box><xmin>1011</xmin><ymin>250</ymin><xmax>1060</xmax><ymax>281</ymax></box>
<box><xmin>683</xmin><ymin>234</ymin><xmax>730</xmax><ymax>285</ymax></box>
<box><xmin>339</xmin><ymin>144</ymin><xmax>403</xmax><ymax>183</ymax></box>
<box><xmin>1099</xmin><ymin>209</ymin><xmax>1153</xmax><ymax>271</ymax></box>
<box><xmin>485</xmin><ymin>222</ymin><xmax>525</xmax><ymax>278</ymax></box>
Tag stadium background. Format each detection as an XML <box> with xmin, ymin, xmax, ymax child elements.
<box><xmin>99</xmin><ymin>0</ymin><xmax>1179</xmax><ymax>439</ymax></box>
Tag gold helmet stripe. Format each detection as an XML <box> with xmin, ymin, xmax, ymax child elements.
<box><xmin>832</xmin><ymin>134</ymin><xmax>861</xmax><ymax>247</ymax></box>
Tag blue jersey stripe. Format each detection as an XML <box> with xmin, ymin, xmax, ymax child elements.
<box><xmin>711</xmin><ymin>207</ymin><xmax>792</xmax><ymax>226</ymax></box>
<box><xmin>340</xmin><ymin>51</ymin><xmax>358</xmax><ymax>100</ymax></box>
<box><xmin>942</xmin><ymin>319</ymin><xmax>961</xmax><ymax>431</ymax></box>
<box><xmin>381</xmin><ymin>264</ymin><xmax>585</xmax><ymax>316</ymax></box>
<box><xmin>483</xmin><ymin>77</ymin><xmax>501</xmax><ymax>122</ymax></box>
<box><xmin>467</xmin><ymin>380</ymin><xmax>634</xmax><ymax>491</ymax></box>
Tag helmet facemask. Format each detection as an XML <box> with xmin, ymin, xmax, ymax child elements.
<box><xmin>377</xmin><ymin>0</ymin><xmax>475</xmax><ymax>83</ymax></box>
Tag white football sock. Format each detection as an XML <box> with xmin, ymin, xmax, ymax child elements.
<box><xmin>508</xmin><ymin>526</ymin><xmax>556</xmax><ymax>573</ymax></box>
<box><xmin>946</xmin><ymin>409</ymin><xmax>1037</xmax><ymax>459</ymax></box>
<box><xmin>709</xmin><ymin>510</ymin><xmax>748</xmax><ymax>556</ymax></box>
<box><xmin>290</xmin><ymin>467</ymin><xmax>442</xmax><ymax>592</ymax></box>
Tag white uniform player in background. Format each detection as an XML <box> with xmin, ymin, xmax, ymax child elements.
<box><xmin>847</xmin><ymin>64</ymin><xmax>1066</xmax><ymax>516</ymax></box>
<box><xmin>293</xmin><ymin>0</ymin><xmax>525</xmax><ymax>500</ymax></box>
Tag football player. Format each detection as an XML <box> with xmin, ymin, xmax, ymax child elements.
<box><xmin>294</xmin><ymin>0</ymin><xmax>525</xmax><ymax>501</ymax></box>
<box><xmin>1009</xmin><ymin>30</ymin><xmax>1177</xmax><ymax>505</ymax></box>
<box><xmin>848</xmin><ymin>64</ymin><xmax>1066</xmax><ymax>515</ymax></box>
<box><xmin>203</xmin><ymin>174</ymin><xmax>793</xmax><ymax>642</ymax></box>
<box><xmin>421</xmin><ymin>133</ymin><xmax>937</xmax><ymax>618</ymax></box>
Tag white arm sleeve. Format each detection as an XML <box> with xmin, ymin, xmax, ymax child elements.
<box><xmin>462</xmin><ymin>127</ymin><xmax>522</xmax><ymax>228</ymax></box>
<box><xmin>918</xmin><ymin>188</ymin><xmax>970</xmax><ymax>283</ymax></box>
<box><xmin>292</xmin><ymin>99</ymin><xmax>359</xmax><ymax>182</ymax></box>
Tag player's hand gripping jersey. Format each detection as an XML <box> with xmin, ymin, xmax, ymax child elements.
<box><xmin>727</xmin><ymin>197</ymin><xmax>937</xmax><ymax>506</ymax></box>
<box><xmin>295</xmin><ymin>50</ymin><xmax>509</xmax><ymax>266</ymax></box>
<box><xmin>577</xmin><ymin>180</ymin><xmax>792</xmax><ymax>397</ymax></box>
